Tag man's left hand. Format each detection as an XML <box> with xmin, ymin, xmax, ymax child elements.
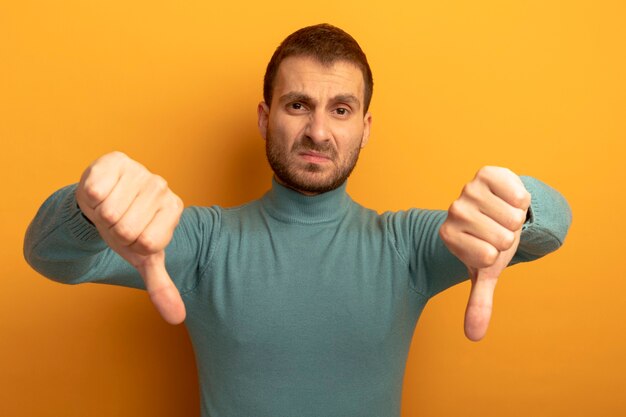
<box><xmin>439</xmin><ymin>166</ymin><xmax>531</xmax><ymax>341</ymax></box>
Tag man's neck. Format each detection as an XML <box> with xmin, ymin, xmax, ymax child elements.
<box><xmin>272</xmin><ymin>175</ymin><xmax>324</xmax><ymax>196</ymax></box>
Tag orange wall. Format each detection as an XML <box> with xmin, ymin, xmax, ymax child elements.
<box><xmin>2</xmin><ymin>1</ymin><xmax>625</xmax><ymax>416</ymax></box>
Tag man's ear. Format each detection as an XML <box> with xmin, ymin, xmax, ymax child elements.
<box><xmin>257</xmin><ymin>102</ymin><xmax>270</xmax><ymax>140</ymax></box>
<box><xmin>360</xmin><ymin>112</ymin><xmax>372</xmax><ymax>148</ymax></box>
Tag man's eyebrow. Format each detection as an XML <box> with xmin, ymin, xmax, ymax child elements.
<box><xmin>278</xmin><ymin>92</ymin><xmax>361</xmax><ymax>109</ymax></box>
<box><xmin>334</xmin><ymin>94</ymin><xmax>361</xmax><ymax>109</ymax></box>
<box><xmin>279</xmin><ymin>92</ymin><xmax>312</xmax><ymax>103</ymax></box>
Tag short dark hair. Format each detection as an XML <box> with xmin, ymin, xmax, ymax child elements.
<box><xmin>263</xmin><ymin>23</ymin><xmax>374</xmax><ymax>113</ymax></box>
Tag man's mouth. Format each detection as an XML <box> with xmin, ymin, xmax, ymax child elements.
<box><xmin>299</xmin><ymin>151</ymin><xmax>332</xmax><ymax>163</ymax></box>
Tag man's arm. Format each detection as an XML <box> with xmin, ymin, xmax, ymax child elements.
<box><xmin>24</xmin><ymin>152</ymin><xmax>208</xmax><ymax>324</ymax></box>
<box><xmin>439</xmin><ymin>166</ymin><xmax>572</xmax><ymax>340</ymax></box>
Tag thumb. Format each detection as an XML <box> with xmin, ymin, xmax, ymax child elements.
<box><xmin>464</xmin><ymin>270</ymin><xmax>497</xmax><ymax>341</ymax></box>
<box><xmin>137</xmin><ymin>252</ymin><xmax>186</xmax><ymax>325</ymax></box>
<box><xmin>463</xmin><ymin>229</ymin><xmax>521</xmax><ymax>341</ymax></box>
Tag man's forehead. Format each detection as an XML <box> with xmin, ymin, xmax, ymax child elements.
<box><xmin>273</xmin><ymin>56</ymin><xmax>365</xmax><ymax>99</ymax></box>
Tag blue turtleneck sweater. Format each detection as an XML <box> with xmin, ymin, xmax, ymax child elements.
<box><xmin>24</xmin><ymin>177</ymin><xmax>571</xmax><ymax>417</ymax></box>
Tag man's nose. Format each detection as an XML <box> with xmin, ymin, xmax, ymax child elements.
<box><xmin>305</xmin><ymin>110</ymin><xmax>331</xmax><ymax>143</ymax></box>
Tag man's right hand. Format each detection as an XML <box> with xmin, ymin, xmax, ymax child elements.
<box><xmin>75</xmin><ymin>151</ymin><xmax>186</xmax><ymax>324</ymax></box>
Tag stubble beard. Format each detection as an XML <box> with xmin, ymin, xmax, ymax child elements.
<box><xmin>265</xmin><ymin>130</ymin><xmax>362</xmax><ymax>194</ymax></box>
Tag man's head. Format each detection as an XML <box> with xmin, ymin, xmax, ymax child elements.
<box><xmin>263</xmin><ymin>23</ymin><xmax>374</xmax><ymax>114</ymax></box>
<box><xmin>258</xmin><ymin>24</ymin><xmax>374</xmax><ymax>195</ymax></box>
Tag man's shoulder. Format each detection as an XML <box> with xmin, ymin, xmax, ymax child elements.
<box><xmin>349</xmin><ymin>200</ymin><xmax>444</xmax><ymax>222</ymax></box>
<box><xmin>343</xmin><ymin>200</ymin><xmax>448</xmax><ymax>235</ymax></box>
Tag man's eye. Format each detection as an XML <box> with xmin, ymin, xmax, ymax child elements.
<box><xmin>335</xmin><ymin>108</ymin><xmax>349</xmax><ymax>116</ymax></box>
<box><xmin>290</xmin><ymin>103</ymin><xmax>303</xmax><ymax>110</ymax></box>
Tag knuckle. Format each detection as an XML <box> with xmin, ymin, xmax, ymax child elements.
<box><xmin>476</xmin><ymin>166</ymin><xmax>495</xmax><ymax>180</ymax></box>
<box><xmin>496</xmin><ymin>229</ymin><xmax>515</xmax><ymax>251</ymax></box>
<box><xmin>153</xmin><ymin>175</ymin><xmax>168</xmax><ymax>192</ymax></box>
<box><xmin>508</xmin><ymin>210</ymin><xmax>527</xmax><ymax>230</ymax></box>
<box><xmin>82</xmin><ymin>183</ymin><xmax>106</xmax><ymax>203</ymax></box>
<box><xmin>97</xmin><ymin>204</ymin><xmax>120</xmax><ymax>225</ymax></box>
<box><xmin>448</xmin><ymin>200</ymin><xmax>465</xmax><ymax>219</ymax></box>
<box><xmin>477</xmin><ymin>165</ymin><xmax>508</xmax><ymax>182</ymax></box>
<box><xmin>172</xmin><ymin>195</ymin><xmax>185</xmax><ymax>215</ymax></box>
<box><xmin>510</xmin><ymin>189</ymin><xmax>530</xmax><ymax>209</ymax></box>
<box><xmin>95</xmin><ymin>151</ymin><xmax>128</xmax><ymax>169</ymax></box>
<box><xmin>439</xmin><ymin>222</ymin><xmax>452</xmax><ymax>242</ymax></box>
<box><xmin>135</xmin><ymin>232</ymin><xmax>162</xmax><ymax>254</ymax></box>
<box><xmin>136</xmin><ymin>170</ymin><xmax>153</xmax><ymax>187</ymax></box>
<box><xmin>519</xmin><ymin>186</ymin><xmax>530</xmax><ymax>209</ymax></box>
<box><xmin>107</xmin><ymin>150</ymin><xmax>128</xmax><ymax>162</ymax></box>
<box><xmin>461</xmin><ymin>181</ymin><xmax>481</xmax><ymax>200</ymax></box>
<box><xmin>478</xmin><ymin>245</ymin><xmax>499</xmax><ymax>267</ymax></box>
<box><xmin>111</xmin><ymin>221</ymin><xmax>138</xmax><ymax>245</ymax></box>
<box><xmin>501</xmin><ymin>167</ymin><xmax>514</xmax><ymax>177</ymax></box>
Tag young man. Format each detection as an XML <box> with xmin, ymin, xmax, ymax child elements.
<box><xmin>24</xmin><ymin>24</ymin><xmax>571</xmax><ymax>417</ymax></box>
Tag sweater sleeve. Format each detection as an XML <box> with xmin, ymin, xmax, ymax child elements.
<box><xmin>388</xmin><ymin>176</ymin><xmax>572</xmax><ymax>299</ymax></box>
<box><xmin>23</xmin><ymin>184</ymin><xmax>220</xmax><ymax>295</ymax></box>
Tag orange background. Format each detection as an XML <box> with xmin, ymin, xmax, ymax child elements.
<box><xmin>2</xmin><ymin>1</ymin><xmax>625</xmax><ymax>416</ymax></box>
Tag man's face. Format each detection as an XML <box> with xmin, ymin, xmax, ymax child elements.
<box><xmin>258</xmin><ymin>56</ymin><xmax>372</xmax><ymax>195</ymax></box>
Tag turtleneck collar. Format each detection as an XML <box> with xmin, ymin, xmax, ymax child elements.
<box><xmin>261</xmin><ymin>178</ymin><xmax>353</xmax><ymax>225</ymax></box>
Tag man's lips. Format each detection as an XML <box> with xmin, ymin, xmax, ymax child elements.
<box><xmin>299</xmin><ymin>151</ymin><xmax>332</xmax><ymax>163</ymax></box>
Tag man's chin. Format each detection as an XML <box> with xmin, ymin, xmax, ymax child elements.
<box><xmin>275</xmin><ymin>170</ymin><xmax>344</xmax><ymax>195</ymax></box>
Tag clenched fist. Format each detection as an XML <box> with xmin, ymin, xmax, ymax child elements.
<box><xmin>439</xmin><ymin>166</ymin><xmax>531</xmax><ymax>341</ymax></box>
<box><xmin>75</xmin><ymin>152</ymin><xmax>186</xmax><ymax>324</ymax></box>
